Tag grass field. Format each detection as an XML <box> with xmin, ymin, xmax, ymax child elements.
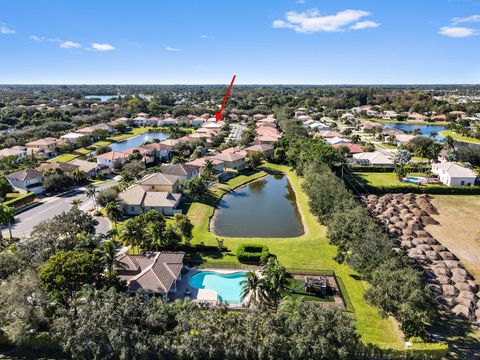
<box><xmin>107</xmin><ymin>127</ymin><xmax>150</xmax><ymax>142</ymax></box>
<box><xmin>74</xmin><ymin>147</ymin><xmax>93</xmax><ymax>155</ymax></box>
<box><xmin>352</xmin><ymin>172</ymin><xmax>427</xmax><ymax>187</ymax></box>
<box><xmin>187</xmin><ymin>163</ymin><xmax>402</xmax><ymax>345</ymax></box>
<box><xmin>369</xmin><ymin>118</ymin><xmax>449</xmax><ymax>126</ymax></box>
<box><xmin>426</xmin><ymin>195</ymin><xmax>480</xmax><ymax>280</ymax></box>
<box><xmin>48</xmin><ymin>153</ymin><xmax>79</xmax><ymax>163</ymax></box>
<box><xmin>440</xmin><ymin>130</ymin><xmax>480</xmax><ymax>145</ymax></box>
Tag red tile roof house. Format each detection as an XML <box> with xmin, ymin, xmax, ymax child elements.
<box><xmin>116</xmin><ymin>251</ymin><xmax>185</xmax><ymax>300</ymax></box>
<box><xmin>76</xmin><ymin>123</ymin><xmax>114</xmax><ymax>135</ymax></box>
<box><xmin>332</xmin><ymin>143</ymin><xmax>364</xmax><ymax>155</ymax></box>
<box><xmin>96</xmin><ymin>151</ymin><xmax>129</xmax><ymax>170</ymax></box>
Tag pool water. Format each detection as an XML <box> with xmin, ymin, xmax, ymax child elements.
<box><xmin>189</xmin><ymin>271</ymin><xmax>246</xmax><ymax>304</ymax></box>
<box><xmin>404</xmin><ymin>177</ymin><xmax>423</xmax><ymax>185</ymax></box>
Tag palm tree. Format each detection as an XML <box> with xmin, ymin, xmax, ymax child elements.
<box><xmin>71</xmin><ymin>198</ymin><xmax>82</xmax><ymax>208</ymax></box>
<box><xmin>443</xmin><ymin>135</ymin><xmax>455</xmax><ymax>152</ymax></box>
<box><xmin>72</xmin><ymin>169</ymin><xmax>87</xmax><ymax>184</ymax></box>
<box><xmin>100</xmin><ymin>240</ymin><xmax>125</xmax><ymax>282</ymax></box>
<box><xmin>105</xmin><ymin>202</ymin><xmax>122</xmax><ymax>228</ymax></box>
<box><xmin>202</xmin><ymin>159</ymin><xmax>216</xmax><ymax>182</ymax></box>
<box><xmin>240</xmin><ymin>271</ymin><xmax>262</xmax><ymax>307</ymax></box>
<box><xmin>120</xmin><ymin>219</ymin><xmax>141</xmax><ymax>248</ymax></box>
<box><xmin>261</xmin><ymin>257</ymin><xmax>289</xmax><ymax>310</ymax></box>
<box><xmin>0</xmin><ymin>204</ymin><xmax>16</xmax><ymax>239</ymax></box>
<box><xmin>75</xmin><ymin>233</ymin><xmax>102</xmax><ymax>253</ymax></box>
<box><xmin>86</xmin><ymin>186</ymin><xmax>98</xmax><ymax>212</ymax></box>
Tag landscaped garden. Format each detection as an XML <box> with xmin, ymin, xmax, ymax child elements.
<box><xmin>187</xmin><ymin>163</ymin><xmax>403</xmax><ymax>346</ymax></box>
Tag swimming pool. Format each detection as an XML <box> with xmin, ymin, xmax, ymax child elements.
<box><xmin>404</xmin><ymin>176</ymin><xmax>424</xmax><ymax>185</ymax></box>
<box><xmin>188</xmin><ymin>271</ymin><xmax>246</xmax><ymax>304</ymax></box>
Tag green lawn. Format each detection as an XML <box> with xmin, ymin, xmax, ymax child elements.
<box><xmin>90</xmin><ymin>140</ymin><xmax>112</xmax><ymax>148</ymax></box>
<box><xmin>48</xmin><ymin>153</ymin><xmax>79</xmax><ymax>163</ymax></box>
<box><xmin>187</xmin><ymin>163</ymin><xmax>402</xmax><ymax>346</ymax></box>
<box><xmin>353</xmin><ymin>172</ymin><xmax>428</xmax><ymax>187</ymax></box>
<box><xmin>74</xmin><ymin>147</ymin><xmax>93</xmax><ymax>155</ymax></box>
<box><xmin>107</xmin><ymin>127</ymin><xmax>151</xmax><ymax>142</ymax></box>
<box><xmin>440</xmin><ymin>130</ymin><xmax>480</xmax><ymax>145</ymax></box>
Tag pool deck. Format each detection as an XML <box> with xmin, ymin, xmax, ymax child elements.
<box><xmin>172</xmin><ymin>267</ymin><xmax>256</xmax><ymax>309</ymax></box>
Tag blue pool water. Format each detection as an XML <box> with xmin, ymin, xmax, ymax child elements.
<box><xmin>404</xmin><ymin>177</ymin><xmax>423</xmax><ymax>185</ymax></box>
<box><xmin>189</xmin><ymin>271</ymin><xmax>246</xmax><ymax>304</ymax></box>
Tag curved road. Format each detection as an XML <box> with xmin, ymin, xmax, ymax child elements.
<box><xmin>3</xmin><ymin>180</ymin><xmax>117</xmax><ymax>239</ymax></box>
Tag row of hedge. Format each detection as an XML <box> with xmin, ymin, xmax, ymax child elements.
<box><xmin>237</xmin><ymin>244</ymin><xmax>269</xmax><ymax>264</ymax></box>
<box><xmin>3</xmin><ymin>192</ymin><xmax>36</xmax><ymax>208</ymax></box>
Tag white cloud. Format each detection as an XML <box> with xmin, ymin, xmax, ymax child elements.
<box><xmin>296</xmin><ymin>0</ymin><xmax>306</xmax><ymax>4</ymax></box>
<box><xmin>165</xmin><ymin>46</ymin><xmax>181</xmax><ymax>51</ymax></box>
<box><xmin>91</xmin><ymin>43</ymin><xmax>115</xmax><ymax>51</ymax></box>
<box><xmin>0</xmin><ymin>25</ymin><xmax>15</xmax><ymax>34</ymax></box>
<box><xmin>29</xmin><ymin>35</ymin><xmax>45</xmax><ymax>41</ymax></box>
<box><xmin>200</xmin><ymin>34</ymin><xmax>214</xmax><ymax>40</ymax></box>
<box><xmin>272</xmin><ymin>8</ymin><xmax>378</xmax><ymax>33</ymax></box>
<box><xmin>438</xmin><ymin>26</ymin><xmax>477</xmax><ymax>37</ymax></box>
<box><xmin>452</xmin><ymin>15</ymin><xmax>480</xmax><ymax>24</ymax></box>
<box><xmin>350</xmin><ymin>20</ymin><xmax>380</xmax><ymax>30</ymax></box>
<box><xmin>60</xmin><ymin>40</ymin><xmax>82</xmax><ymax>49</ymax></box>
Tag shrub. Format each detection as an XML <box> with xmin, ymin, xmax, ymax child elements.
<box><xmin>237</xmin><ymin>244</ymin><xmax>269</xmax><ymax>264</ymax></box>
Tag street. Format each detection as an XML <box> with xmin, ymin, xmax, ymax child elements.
<box><xmin>3</xmin><ymin>180</ymin><xmax>117</xmax><ymax>238</ymax></box>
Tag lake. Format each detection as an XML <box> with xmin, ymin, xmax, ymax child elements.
<box><xmin>213</xmin><ymin>174</ymin><xmax>304</xmax><ymax>238</ymax></box>
<box><xmin>380</xmin><ymin>122</ymin><xmax>447</xmax><ymax>139</ymax></box>
<box><xmin>109</xmin><ymin>132</ymin><xmax>169</xmax><ymax>152</ymax></box>
<box><xmin>85</xmin><ymin>95</ymin><xmax>118</xmax><ymax>102</ymax></box>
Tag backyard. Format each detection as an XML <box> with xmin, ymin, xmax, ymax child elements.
<box><xmin>187</xmin><ymin>163</ymin><xmax>403</xmax><ymax>346</ymax></box>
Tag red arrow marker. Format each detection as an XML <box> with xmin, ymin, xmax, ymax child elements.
<box><xmin>215</xmin><ymin>75</ymin><xmax>236</xmax><ymax>121</ymax></box>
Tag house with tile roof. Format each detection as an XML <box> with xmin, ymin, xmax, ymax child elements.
<box><xmin>160</xmin><ymin>164</ymin><xmax>200</xmax><ymax>183</ymax></box>
<box><xmin>118</xmin><ymin>184</ymin><xmax>182</xmax><ymax>215</ymax></box>
<box><xmin>6</xmin><ymin>169</ymin><xmax>44</xmax><ymax>194</ymax></box>
<box><xmin>96</xmin><ymin>151</ymin><xmax>129</xmax><ymax>170</ymax></box>
<box><xmin>116</xmin><ymin>251</ymin><xmax>185</xmax><ymax>298</ymax></box>
<box><xmin>214</xmin><ymin>151</ymin><xmax>246</xmax><ymax>171</ymax></box>
<box><xmin>431</xmin><ymin>162</ymin><xmax>477</xmax><ymax>186</ymax></box>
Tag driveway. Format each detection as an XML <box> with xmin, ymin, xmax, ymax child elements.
<box><xmin>2</xmin><ymin>180</ymin><xmax>117</xmax><ymax>238</ymax></box>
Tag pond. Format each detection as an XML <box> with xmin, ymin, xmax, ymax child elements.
<box><xmin>85</xmin><ymin>95</ymin><xmax>119</xmax><ymax>102</ymax></box>
<box><xmin>212</xmin><ymin>174</ymin><xmax>304</xmax><ymax>238</ymax></box>
<box><xmin>109</xmin><ymin>132</ymin><xmax>169</xmax><ymax>152</ymax></box>
<box><xmin>380</xmin><ymin>122</ymin><xmax>447</xmax><ymax>139</ymax></box>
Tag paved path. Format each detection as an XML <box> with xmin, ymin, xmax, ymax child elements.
<box><xmin>2</xmin><ymin>180</ymin><xmax>117</xmax><ymax>238</ymax></box>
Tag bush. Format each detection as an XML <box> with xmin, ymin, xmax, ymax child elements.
<box><xmin>237</xmin><ymin>243</ymin><xmax>269</xmax><ymax>264</ymax></box>
<box><xmin>3</xmin><ymin>192</ymin><xmax>35</xmax><ymax>208</ymax></box>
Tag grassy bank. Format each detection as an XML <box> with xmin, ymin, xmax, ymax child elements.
<box><xmin>440</xmin><ymin>130</ymin><xmax>480</xmax><ymax>145</ymax></box>
<box><xmin>187</xmin><ymin>163</ymin><xmax>402</xmax><ymax>346</ymax></box>
<box><xmin>369</xmin><ymin>118</ymin><xmax>449</xmax><ymax>126</ymax></box>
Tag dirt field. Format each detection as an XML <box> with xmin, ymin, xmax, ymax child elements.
<box><xmin>426</xmin><ymin>195</ymin><xmax>480</xmax><ymax>280</ymax></box>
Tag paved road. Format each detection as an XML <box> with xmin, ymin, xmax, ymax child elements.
<box><xmin>3</xmin><ymin>180</ymin><xmax>117</xmax><ymax>238</ymax></box>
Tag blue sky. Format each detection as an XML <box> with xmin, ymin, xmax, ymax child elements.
<box><xmin>1</xmin><ymin>0</ymin><xmax>480</xmax><ymax>84</ymax></box>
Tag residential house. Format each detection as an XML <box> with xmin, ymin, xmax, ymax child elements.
<box><xmin>315</xmin><ymin>130</ymin><xmax>342</xmax><ymax>139</ymax></box>
<box><xmin>185</xmin><ymin>157</ymin><xmax>224</xmax><ymax>173</ymax></box>
<box><xmin>76</xmin><ymin>123</ymin><xmax>114</xmax><ymax>135</ymax></box>
<box><xmin>141</xmin><ymin>142</ymin><xmax>173</xmax><ymax>161</ymax></box>
<box><xmin>36</xmin><ymin>162</ymin><xmax>80</xmax><ymax>173</ymax></box>
<box><xmin>395</xmin><ymin>134</ymin><xmax>416</xmax><ymax>146</ymax></box>
<box><xmin>6</xmin><ymin>169</ymin><xmax>44</xmax><ymax>194</ymax></box>
<box><xmin>60</xmin><ymin>132</ymin><xmax>85</xmax><ymax>144</ymax></box>
<box><xmin>431</xmin><ymin>162</ymin><xmax>477</xmax><ymax>186</ymax></box>
<box><xmin>325</xmin><ymin>137</ymin><xmax>350</xmax><ymax>145</ymax></box>
<box><xmin>191</xmin><ymin>117</ymin><xmax>206</xmax><ymax>126</ymax></box>
<box><xmin>0</xmin><ymin>146</ymin><xmax>27</xmax><ymax>160</ymax></box>
<box><xmin>332</xmin><ymin>143</ymin><xmax>364</xmax><ymax>155</ymax></box>
<box><xmin>97</xmin><ymin>151</ymin><xmax>129</xmax><ymax>170</ymax></box>
<box><xmin>351</xmin><ymin>151</ymin><xmax>394</xmax><ymax>167</ymax></box>
<box><xmin>67</xmin><ymin>159</ymin><xmax>109</xmax><ymax>178</ymax></box>
<box><xmin>123</xmin><ymin>147</ymin><xmax>155</xmax><ymax>165</ymax></box>
<box><xmin>118</xmin><ymin>184</ymin><xmax>182</xmax><ymax>215</ymax></box>
<box><xmin>139</xmin><ymin>172</ymin><xmax>183</xmax><ymax>192</ymax></box>
<box><xmin>25</xmin><ymin>137</ymin><xmax>60</xmax><ymax>158</ymax></box>
<box><xmin>407</xmin><ymin>112</ymin><xmax>428</xmax><ymax>122</ymax></box>
<box><xmin>160</xmin><ymin>117</ymin><xmax>178</xmax><ymax>126</ymax></box>
<box><xmin>214</xmin><ymin>151</ymin><xmax>246</xmax><ymax>171</ymax></box>
<box><xmin>160</xmin><ymin>164</ymin><xmax>200</xmax><ymax>183</ymax></box>
<box><xmin>116</xmin><ymin>252</ymin><xmax>185</xmax><ymax>298</ymax></box>
<box><xmin>245</xmin><ymin>144</ymin><xmax>274</xmax><ymax>158</ymax></box>
<box><xmin>383</xmin><ymin>111</ymin><xmax>398</xmax><ymax>119</ymax></box>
